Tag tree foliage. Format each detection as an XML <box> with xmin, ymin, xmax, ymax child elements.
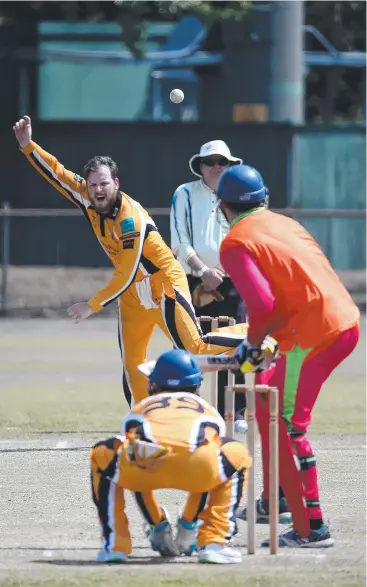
<box><xmin>0</xmin><ymin>1</ymin><xmax>250</xmax><ymax>55</ymax></box>
<box><xmin>305</xmin><ymin>1</ymin><xmax>366</xmax><ymax>122</ymax></box>
<box><xmin>116</xmin><ymin>1</ymin><xmax>250</xmax><ymax>54</ymax></box>
<box><xmin>0</xmin><ymin>1</ymin><xmax>364</xmax><ymax>122</ymax></box>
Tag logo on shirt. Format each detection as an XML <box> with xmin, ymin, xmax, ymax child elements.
<box><xmin>120</xmin><ymin>231</ymin><xmax>140</xmax><ymax>241</ymax></box>
<box><xmin>123</xmin><ymin>239</ymin><xmax>135</xmax><ymax>250</ymax></box>
<box><xmin>120</xmin><ymin>217</ymin><xmax>135</xmax><ymax>233</ymax></box>
<box><xmin>73</xmin><ymin>173</ymin><xmax>83</xmax><ymax>184</ymax></box>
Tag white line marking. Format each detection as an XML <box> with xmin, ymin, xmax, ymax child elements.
<box><xmin>43</xmin><ymin>550</ymin><xmax>53</xmax><ymax>557</ymax></box>
<box><xmin>56</xmin><ymin>441</ymin><xmax>68</xmax><ymax>449</ymax></box>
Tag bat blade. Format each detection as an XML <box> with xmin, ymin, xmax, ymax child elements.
<box><xmin>193</xmin><ymin>354</ymin><xmax>240</xmax><ymax>372</ymax></box>
<box><xmin>137</xmin><ymin>355</ymin><xmax>240</xmax><ymax>378</ymax></box>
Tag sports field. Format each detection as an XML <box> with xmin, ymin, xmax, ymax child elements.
<box><xmin>0</xmin><ymin>316</ymin><xmax>365</xmax><ymax>587</ymax></box>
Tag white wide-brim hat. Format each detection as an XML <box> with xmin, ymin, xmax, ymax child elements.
<box><xmin>189</xmin><ymin>140</ymin><xmax>243</xmax><ymax>178</ymax></box>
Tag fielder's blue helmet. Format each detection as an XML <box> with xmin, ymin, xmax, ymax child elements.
<box><xmin>148</xmin><ymin>349</ymin><xmax>202</xmax><ymax>393</ymax></box>
<box><xmin>217</xmin><ymin>164</ymin><xmax>267</xmax><ymax>204</ymax></box>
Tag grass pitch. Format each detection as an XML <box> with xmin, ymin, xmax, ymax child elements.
<box><xmin>2</xmin><ymin>571</ymin><xmax>366</xmax><ymax>587</ymax></box>
<box><xmin>0</xmin><ymin>317</ymin><xmax>365</xmax><ymax>435</ymax></box>
<box><xmin>0</xmin><ymin>318</ymin><xmax>365</xmax><ymax>587</ymax></box>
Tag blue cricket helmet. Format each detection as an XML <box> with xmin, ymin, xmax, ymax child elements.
<box><xmin>217</xmin><ymin>164</ymin><xmax>267</xmax><ymax>204</ymax></box>
<box><xmin>148</xmin><ymin>349</ymin><xmax>202</xmax><ymax>393</ymax></box>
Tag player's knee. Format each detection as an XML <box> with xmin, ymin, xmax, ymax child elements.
<box><xmin>220</xmin><ymin>439</ymin><xmax>252</xmax><ymax>474</ymax></box>
<box><xmin>220</xmin><ymin>436</ymin><xmax>235</xmax><ymax>445</ymax></box>
<box><xmin>290</xmin><ymin>430</ymin><xmax>316</xmax><ymax>470</ymax></box>
<box><xmin>90</xmin><ymin>444</ymin><xmax>110</xmax><ymax>470</ymax></box>
<box><xmin>290</xmin><ymin>429</ymin><xmax>310</xmax><ymax>451</ymax></box>
<box><xmin>90</xmin><ymin>437</ymin><xmax>122</xmax><ymax>470</ymax></box>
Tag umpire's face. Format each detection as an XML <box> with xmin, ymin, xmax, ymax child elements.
<box><xmin>87</xmin><ymin>166</ymin><xmax>119</xmax><ymax>213</ymax></box>
<box><xmin>200</xmin><ymin>157</ymin><xmax>229</xmax><ymax>190</ymax></box>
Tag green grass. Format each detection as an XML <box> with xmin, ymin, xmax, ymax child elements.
<box><xmin>311</xmin><ymin>374</ymin><xmax>365</xmax><ymax>434</ymax></box>
<box><xmin>0</xmin><ymin>322</ymin><xmax>365</xmax><ymax>587</ymax></box>
<box><xmin>0</xmin><ymin>373</ymin><xmax>364</xmax><ymax>436</ymax></box>
<box><xmin>2</xmin><ymin>571</ymin><xmax>365</xmax><ymax>587</ymax></box>
<box><xmin>0</xmin><ymin>337</ymin><xmax>116</xmax><ymax>351</ymax></box>
<box><xmin>0</xmin><ymin>381</ymin><xmax>125</xmax><ymax>434</ymax></box>
<box><xmin>0</xmin><ymin>324</ymin><xmax>365</xmax><ymax>436</ymax></box>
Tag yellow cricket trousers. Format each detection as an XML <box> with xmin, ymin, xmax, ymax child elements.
<box><xmin>118</xmin><ymin>272</ymin><xmax>248</xmax><ymax>406</ymax></box>
<box><xmin>90</xmin><ymin>436</ymin><xmax>252</xmax><ymax>554</ymax></box>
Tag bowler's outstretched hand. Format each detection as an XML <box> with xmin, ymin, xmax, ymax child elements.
<box><xmin>13</xmin><ymin>115</ymin><xmax>32</xmax><ymax>148</ymax></box>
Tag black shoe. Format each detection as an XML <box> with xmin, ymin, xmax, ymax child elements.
<box><xmin>236</xmin><ymin>497</ymin><xmax>292</xmax><ymax>525</ymax></box>
<box><xmin>261</xmin><ymin>523</ymin><xmax>334</xmax><ymax>548</ymax></box>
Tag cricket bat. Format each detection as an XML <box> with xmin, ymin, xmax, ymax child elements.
<box><xmin>138</xmin><ymin>354</ymin><xmax>240</xmax><ymax>377</ymax></box>
<box><xmin>193</xmin><ymin>354</ymin><xmax>241</xmax><ymax>372</ymax></box>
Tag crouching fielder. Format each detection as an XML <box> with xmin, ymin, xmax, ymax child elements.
<box><xmin>90</xmin><ymin>349</ymin><xmax>252</xmax><ymax>564</ymax></box>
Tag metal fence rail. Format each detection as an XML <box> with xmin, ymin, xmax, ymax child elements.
<box><xmin>0</xmin><ymin>207</ymin><xmax>365</xmax><ymax>218</ymax></box>
<box><xmin>1</xmin><ymin>206</ymin><xmax>366</xmax><ymax>315</ymax></box>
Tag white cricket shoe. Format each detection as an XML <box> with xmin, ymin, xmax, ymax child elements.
<box><xmin>198</xmin><ymin>543</ymin><xmax>242</xmax><ymax>564</ymax></box>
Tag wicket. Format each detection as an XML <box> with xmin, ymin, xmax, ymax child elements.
<box><xmin>199</xmin><ymin>315</ymin><xmax>236</xmax><ymax>436</ymax></box>
<box><xmin>198</xmin><ymin>315</ymin><xmax>279</xmax><ymax>554</ymax></box>
<box><xmin>225</xmin><ymin>384</ymin><xmax>279</xmax><ymax>555</ymax></box>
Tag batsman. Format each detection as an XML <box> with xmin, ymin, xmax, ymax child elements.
<box><xmin>215</xmin><ymin>164</ymin><xmax>360</xmax><ymax>548</ymax></box>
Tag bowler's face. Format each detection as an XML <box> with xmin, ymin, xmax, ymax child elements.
<box><xmin>87</xmin><ymin>166</ymin><xmax>119</xmax><ymax>213</ymax></box>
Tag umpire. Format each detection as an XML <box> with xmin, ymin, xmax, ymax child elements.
<box><xmin>170</xmin><ymin>140</ymin><xmax>247</xmax><ymax>433</ymax></box>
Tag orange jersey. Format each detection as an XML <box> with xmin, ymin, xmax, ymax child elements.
<box><xmin>122</xmin><ymin>392</ymin><xmax>226</xmax><ymax>452</ymax></box>
<box><xmin>21</xmin><ymin>141</ymin><xmax>185</xmax><ymax>311</ymax></box>
<box><xmin>220</xmin><ymin>209</ymin><xmax>359</xmax><ymax>351</ymax></box>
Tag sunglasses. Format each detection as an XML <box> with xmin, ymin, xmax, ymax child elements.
<box><xmin>201</xmin><ymin>157</ymin><xmax>229</xmax><ymax>167</ymax></box>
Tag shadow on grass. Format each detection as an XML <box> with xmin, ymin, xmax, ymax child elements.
<box><xmin>0</xmin><ymin>447</ymin><xmax>90</xmax><ymax>453</ymax></box>
<box><xmin>1</xmin><ymin>548</ymin><xmax>96</xmax><ymax>551</ymax></box>
<box><xmin>1</xmin><ymin>546</ymin><xmax>148</xmax><ymax>552</ymax></box>
<box><xmin>35</xmin><ymin>431</ymin><xmax>116</xmax><ymax>435</ymax></box>
<box><xmin>32</xmin><ymin>556</ymin><xmax>183</xmax><ymax>566</ymax></box>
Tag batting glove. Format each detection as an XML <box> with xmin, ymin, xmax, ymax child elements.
<box><xmin>233</xmin><ymin>336</ymin><xmax>279</xmax><ymax>374</ymax></box>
